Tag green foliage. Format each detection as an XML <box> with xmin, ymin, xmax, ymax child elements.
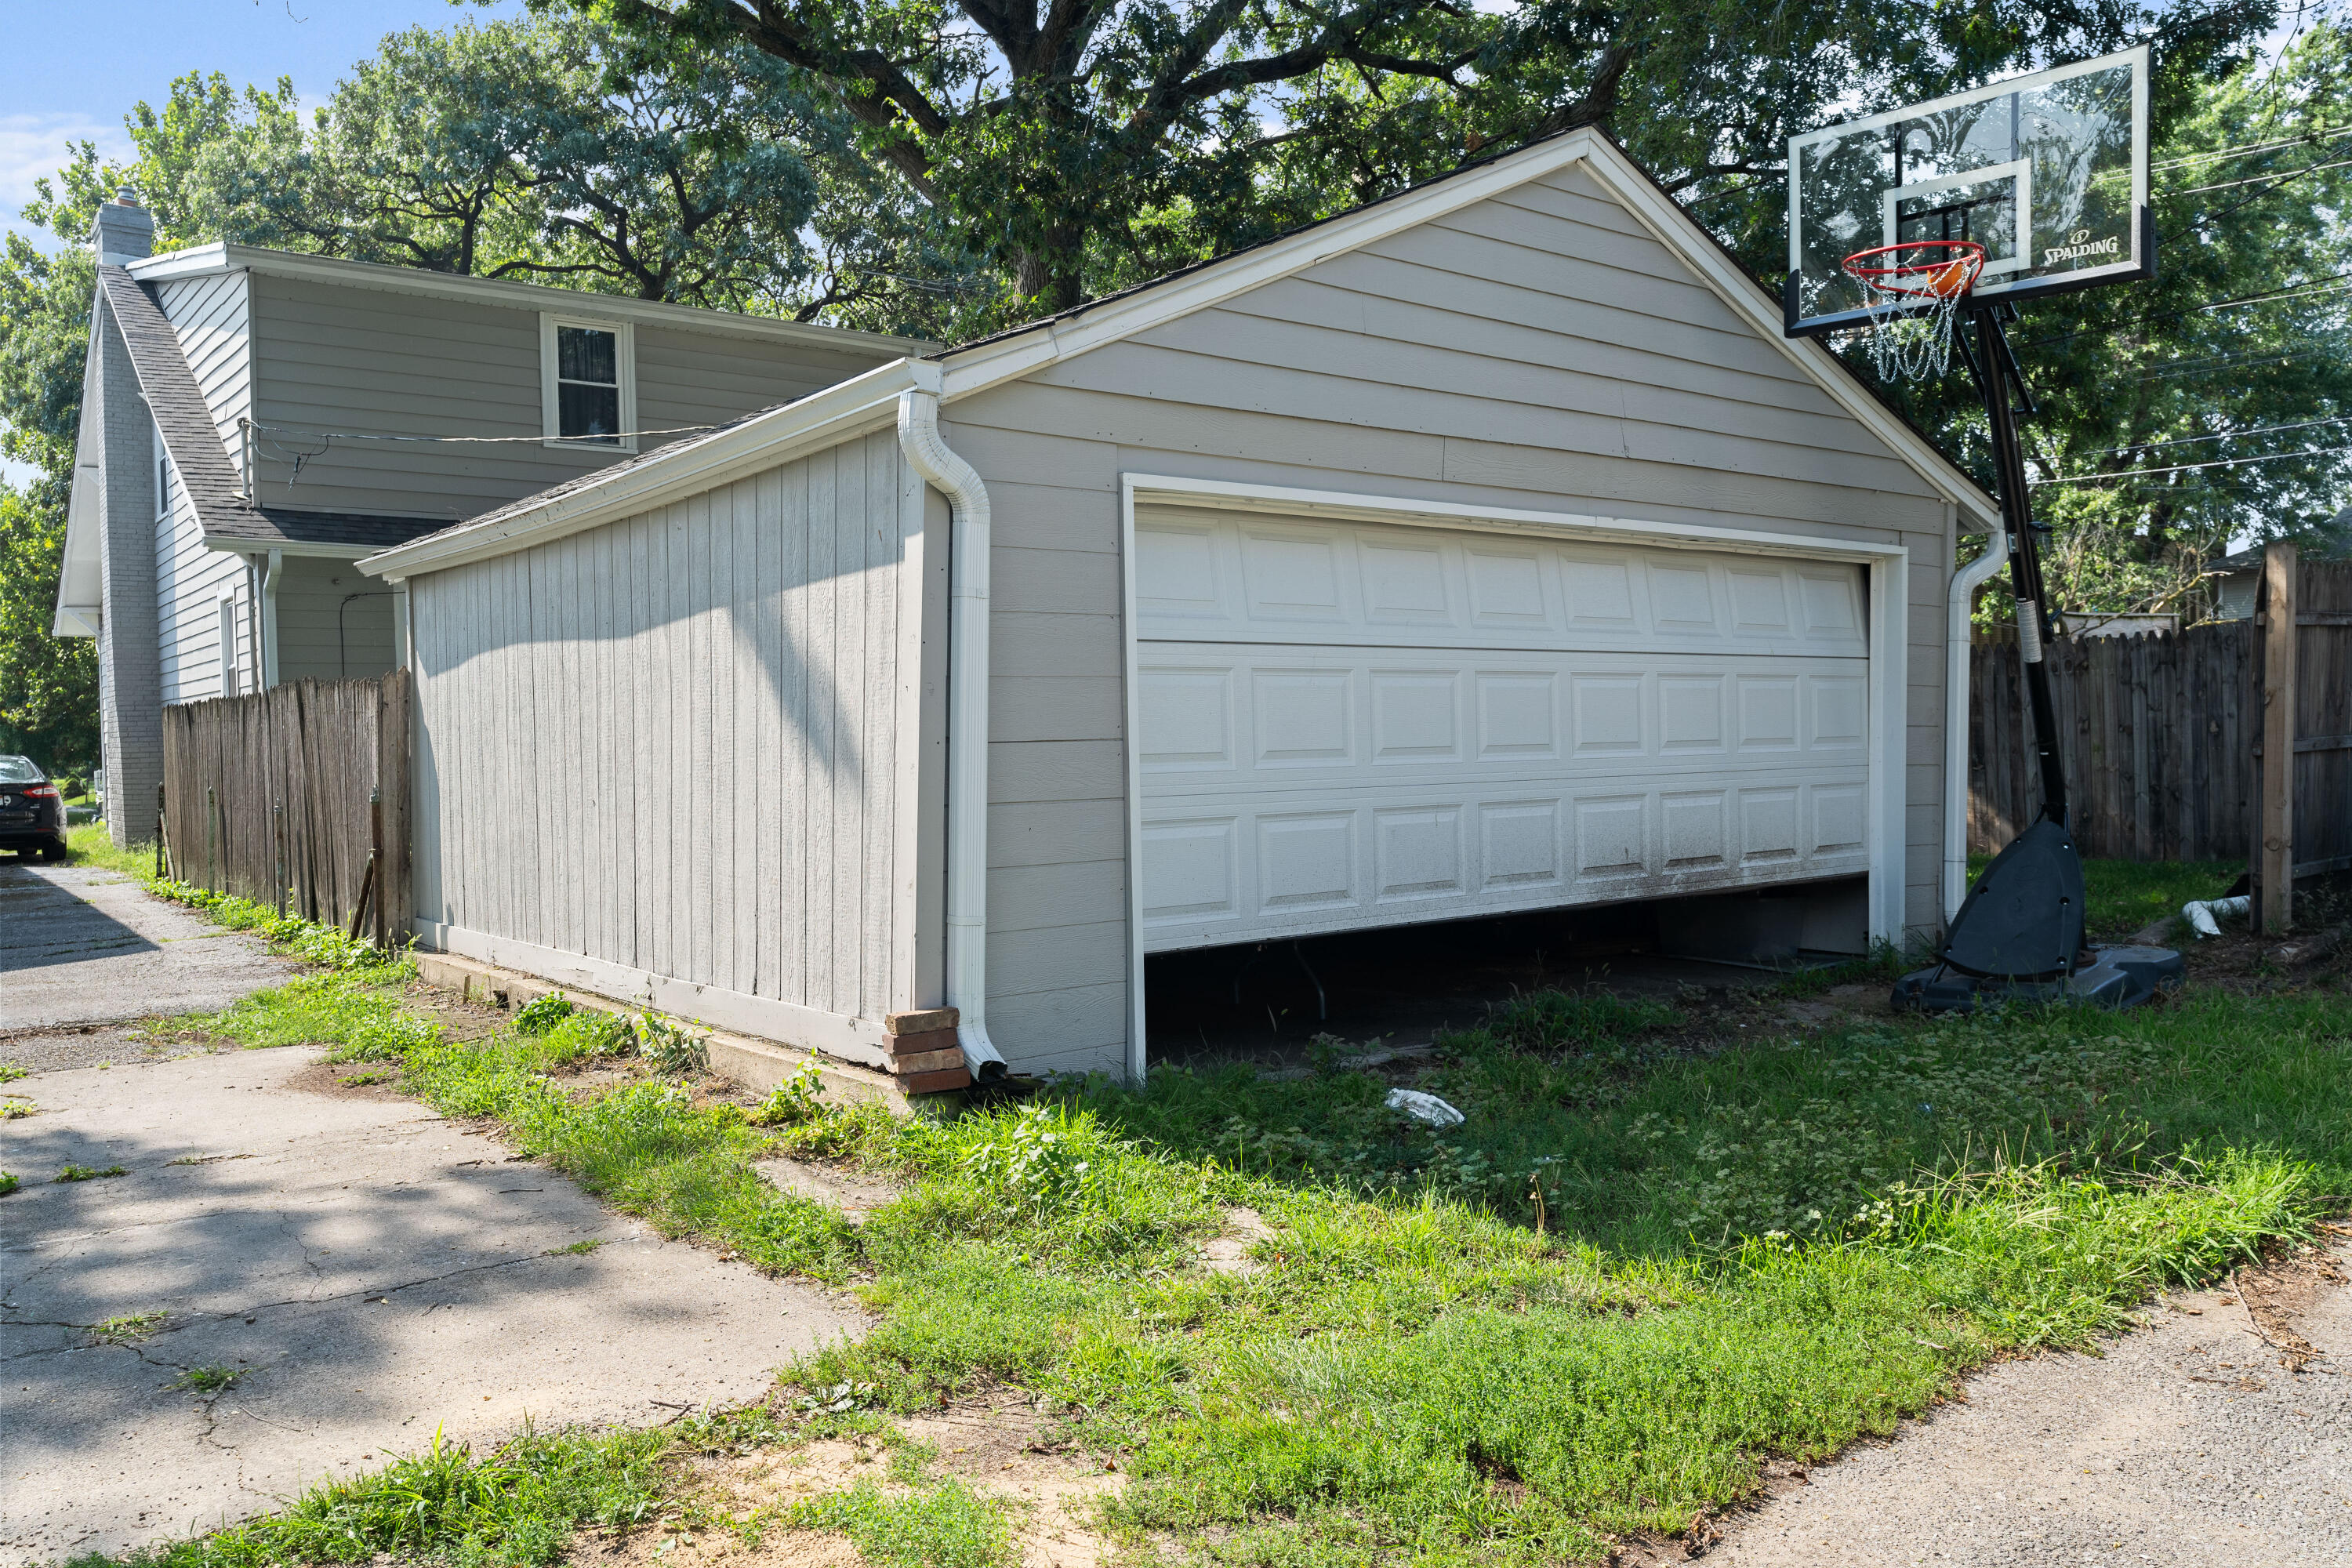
<box><xmin>147</xmin><ymin>879</ymin><xmax>411</xmax><ymax>972</ymax></box>
<box><xmin>748</xmin><ymin>1056</ymin><xmax>828</xmax><ymax>1126</ymax></box>
<box><xmin>88</xmin><ymin>1312</ymin><xmax>165</xmax><ymax>1343</ymax></box>
<box><xmin>0</xmin><ymin>1171</ymin><xmax>18</xmax><ymax>1196</ymax></box>
<box><xmin>171</xmin><ymin>1366</ymin><xmax>242</xmax><ymax>1394</ymax></box>
<box><xmin>2</xmin><ymin>1097</ymin><xmax>34</xmax><ymax>1119</ymax></box>
<box><xmin>0</xmin><ymin>480</ymin><xmax>98</xmax><ymax>771</ymax></box>
<box><xmin>56</xmin><ymin>1164</ymin><xmax>128</xmax><ymax>1183</ymax></box>
<box><xmin>197</xmin><ymin>975</ymin><xmax>441</xmax><ymax>1060</ymax></box>
<box><xmin>0</xmin><ymin>1062</ymin><xmax>24</xmax><ymax>1083</ymax></box>
<box><xmin>535</xmin><ymin>1007</ymin><xmax>632</xmax><ymax>1062</ymax></box>
<box><xmin>631</xmin><ymin>1011</ymin><xmax>709</xmax><ymax>1076</ymax></box>
<box><xmin>778</xmin><ymin>1479</ymin><xmax>1016</xmax><ymax>1568</ymax></box>
<box><xmin>514</xmin><ymin>992</ymin><xmax>579</xmax><ymax>1036</ymax></box>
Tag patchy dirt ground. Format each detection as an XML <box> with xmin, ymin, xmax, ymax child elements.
<box><xmin>569</xmin><ymin>1389</ymin><xmax>1124</xmax><ymax>1568</ymax></box>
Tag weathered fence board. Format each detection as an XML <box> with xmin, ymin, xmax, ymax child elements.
<box><xmin>161</xmin><ymin>670</ymin><xmax>410</xmax><ymax>939</ymax></box>
<box><xmin>1970</xmin><ymin>622</ymin><xmax>2259</xmax><ymax>862</ymax></box>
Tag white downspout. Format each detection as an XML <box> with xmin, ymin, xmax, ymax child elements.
<box><xmin>896</xmin><ymin>368</ymin><xmax>1007</xmax><ymax>1080</ymax></box>
<box><xmin>1945</xmin><ymin>507</ymin><xmax>2008</xmax><ymax>921</ymax></box>
<box><xmin>261</xmin><ymin>547</ymin><xmax>283</xmax><ymax>689</ymax></box>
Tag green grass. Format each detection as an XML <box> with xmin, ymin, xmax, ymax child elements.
<box><xmin>64</xmin><ymin>874</ymin><xmax>2352</xmax><ymax>1568</ymax></box>
<box><xmin>65</xmin><ymin>821</ymin><xmax>158</xmax><ymax>877</ymax></box>
<box><xmin>89</xmin><ymin>1312</ymin><xmax>167</xmax><ymax>1344</ymax></box>
<box><xmin>0</xmin><ymin>1061</ymin><xmax>27</xmax><ymax>1083</ymax></box>
<box><xmin>56</xmin><ymin>1163</ymin><xmax>129</xmax><ymax>1183</ymax></box>
<box><xmin>0</xmin><ymin>1171</ymin><xmax>20</xmax><ymax>1196</ymax></box>
<box><xmin>2</xmin><ymin>1097</ymin><xmax>34</xmax><ymax>1119</ymax></box>
<box><xmin>171</xmin><ymin>1366</ymin><xmax>242</xmax><ymax>1394</ymax></box>
<box><xmin>1968</xmin><ymin>852</ymin><xmax>2243</xmax><ymax>936</ymax></box>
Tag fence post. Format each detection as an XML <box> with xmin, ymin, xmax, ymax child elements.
<box><xmin>273</xmin><ymin>802</ymin><xmax>285</xmax><ymax>917</ymax></box>
<box><xmin>369</xmin><ymin>785</ymin><xmax>386</xmax><ymax>949</ymax></box>
<box><xmin>154</xmin><ymin>783</ymin><xmax>165</xmax><ymax>881</ymax></box>
<box><xmin>2260</xmin><ymin>540</ymin><xmax>2299</xmax><ymax>934</ymax></box>
<box><xmin>205</xmin><ymin>784</ymin><xmax>218</xmax><ymax>893</ymax></box>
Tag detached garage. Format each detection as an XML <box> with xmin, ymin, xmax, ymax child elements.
<box><xmin>361</xmin><ymin>125</ymin><xmax>1998</xmax><ymax>1093</ymax></box>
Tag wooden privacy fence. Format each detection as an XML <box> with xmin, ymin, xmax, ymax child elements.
<box><xmin>1969</xmin><ymin>547</ymin><xmax>2352</xmax><ymax>922</ymax></box>
<box><xmin>161</xmin><ymin>670</ymin><xmax>410</xmax><ymax>944</ymax></box>
<box><xmin>1969</xmin><ymin>620</ymin><xmax>2259</xmax><ymax>862</ymax></box>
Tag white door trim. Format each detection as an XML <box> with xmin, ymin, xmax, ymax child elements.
<box><xmin>1117</xmin><ymin>473</ymin><xmax>1911</xmax><ymax>1081</ymax></box>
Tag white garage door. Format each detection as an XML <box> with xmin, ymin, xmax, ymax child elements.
<box><xmin>1133</xmin><ymin>506</ymin><xmax>1874</xmax><ymax>953</ymax></box>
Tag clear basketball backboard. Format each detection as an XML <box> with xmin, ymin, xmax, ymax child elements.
<box><xmin>1786</xmin><ymin>45</ymin><xmax>2150</xmax><ymax>336</ymax></box>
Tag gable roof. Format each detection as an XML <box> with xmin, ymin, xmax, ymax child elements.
<box><xmin>97</xmin><ymin>267</ymin><xmax>274</xmax><ymax>542</ymax></box>
<box><xmin>363</xmin><ymin>125</ymin><xmax>1998</xmax><ymax>581</ymax></box>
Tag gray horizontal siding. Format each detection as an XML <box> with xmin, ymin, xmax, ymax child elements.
<box><xmin>947</xmin><ymin>157</ymin><xmax>1961</xmax><ymax>1076</ymax></box>
<box><xmin>274</xmin><ymin>556</ymin><xmax>398</xmax><ymax>683</ymax></box>
<box><xmin>156</xmin><ymin>452</ymin><xmax>251</xmax><ymax>703</ymax></box>
<box><xmin>153</xmin><ymin>270</ymin><xmax>250</xmax><ymax>462</ymax></box>
<box><xmin>408</xmin><ymin>430</ymin><xmax>921</xmax><ymax>1031</ymax></box>
<box><xmin>248</xmin><ymin>274</ymin><xmax>904</xmax><ymax>523</ymax></box>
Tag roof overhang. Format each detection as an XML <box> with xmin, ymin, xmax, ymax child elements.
<box><xmin>130</xmin><ymin>243</ymin><xmax>938</xmax><ymax>358</ymax></box>
<box><xmin>53</xmin><ymin>465</ymin><xmax>103</xmax><ymax>637</ymax></box>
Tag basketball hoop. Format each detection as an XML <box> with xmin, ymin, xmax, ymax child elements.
<box><xmin>1841</xmin><ymin>239</ymin><xmax>1986</xmax><ymax>383</ymax></box>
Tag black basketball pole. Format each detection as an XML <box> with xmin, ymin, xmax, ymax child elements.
<box><xmin>1962</xmin><ymin>303</ymin><xmax>2069</xmax><ymax>826</ymax></box>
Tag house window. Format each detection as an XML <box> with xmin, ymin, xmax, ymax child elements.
<box><xmin>540</xmin><ymin>316</ymin><xmax>637</xmax><ymax>451</ymax></box>
<box><xmin>216</xmin><ymin>588</ymin><xmax>239</xmax><ymax>695</ymax></box>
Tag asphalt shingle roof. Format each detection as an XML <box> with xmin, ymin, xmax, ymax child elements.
<box><xmin>98</xmin><ymin>266</ymin><xmax>271</xmax><ymax>543</ymax></box>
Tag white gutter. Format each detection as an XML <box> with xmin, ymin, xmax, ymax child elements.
<box><xmin>1945</xmin><ymin>513</ymin><xmax>2009</xmax><ymax>920</ymax></box>
<box><xmin>895</xmin><ymin>368</ymin><xmax>1007</xmax><ymax>1080</ymax></box>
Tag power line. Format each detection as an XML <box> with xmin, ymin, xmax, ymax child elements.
<box><xmin>2176</xmin><ymin>152</ymin><xmax>2352</xmax><ymax>195</ymax></box>
<box><xmin>2151</xmin><ymin>122</ymin><xmax>2352</xmax><ymax>172</ymax></box>
<box><xmin>2079</xmin><ymin>411</ymin><xmax>2352</xmax><ymax>458</ymax></box>
<box><xmin>2039</xmin><ymin>442</ymin><xmax>2352</xmax><ymax>485</ymax></box>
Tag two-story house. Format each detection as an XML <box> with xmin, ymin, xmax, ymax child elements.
<box><xmin>53</xmin><ymin>191</ymin><xmax>927</xmax><ymax>842</ymax></box>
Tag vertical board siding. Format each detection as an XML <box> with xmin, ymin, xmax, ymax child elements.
<box><xmin>948</xmin><ymin>161</ymin><xmax>1957</xmax><ymax>1077</ymax></box>
<box><xmin>409</xmin><ymin>431</ymin><xmax>916</xmax><ymax>1029</ymax></box>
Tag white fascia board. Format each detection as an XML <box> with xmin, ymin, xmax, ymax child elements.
<box><xmin>359</xmin><ymin>358</ymin><xmax>928</xmax><ymax>581</ymax></box>
<box><xmin>198</xmin><ymin>535</ymin><xmax>387</xmax><ymax>561</ymax></box>
<box><xmin>52</xmin><ymin>468</ymin><xmax>102</xmax><ymax>636</ymax></box>
<box><xmin>936</xmin><ymin>127</ymin><xmax>1998</xmax><ymax>530</ymax></box>
<box><xmin>129</xmin><ymin>242</ymin><xmax>939</xmax><ymax>358</ymax></box>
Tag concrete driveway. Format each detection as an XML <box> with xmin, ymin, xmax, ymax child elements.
<box><xmin>1</xmin><ymin>860</ymin><xmax>862</xmax><ymax>1563</ymax></box>
<box><xmin>0</xmin><ymin>858</ymin><xmax>292</xmax><ymax>1070</ymax></box>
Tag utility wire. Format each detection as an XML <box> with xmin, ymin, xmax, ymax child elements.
<box><xmin>244</xmin><ymin>418</ymin><xmax>721</xmax><ymax>447</ymax></box>
<box><xmin>2078</xmin><ymin>411</ymin><xmax>2352</xmax><ymax>458</ymax></box>
<box><xmin>2039</xmin><ymin>442</ymin><xmax>2351</xmax><ymax>485</ymax></box>
<box><xmin>2150</xmin><ymin>122</ymin><xmax>2352</xmax><ymax>172</ymax></box>
<box><xmin>2176</xmin><ymin>152</ymin><xmax>2352</xmax><ymax>195</ymax></box>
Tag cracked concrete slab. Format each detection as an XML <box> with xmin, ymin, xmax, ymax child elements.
<box><xmin>2</xmin><ymin>1045</ymin><xmax>861</xmax><ymax>1564</ymax></box>
<box><xmin>0</xmin><ymin>860</ymin><xmax>295</xmax><ymax>1040</ymax></box>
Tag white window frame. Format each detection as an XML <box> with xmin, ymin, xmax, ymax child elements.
<box><xmin>539</xmin><ymin>314</ymin><xmax>637</xmax><ymax>452</ymax></box>
<box><xmin>153</xmin><ymin>425</ymin><xmax>174</xmax><ymax>521</ymax></box>
<box><xmin>216</xmin><ymin>586</ymin><xmax>240</xmax><ymax>696</ymax></box>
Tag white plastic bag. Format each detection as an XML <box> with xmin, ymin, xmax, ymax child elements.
<box><xmin>1385</xmin><ymin>1088</ymin><xmax>1465</xmax><ymax>1128</ymax></box>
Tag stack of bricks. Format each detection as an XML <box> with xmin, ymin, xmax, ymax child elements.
<box><xmin>882</xmin><ymin>1007</ymin><xmax>968</xmax><ymax>1093</ymax></box>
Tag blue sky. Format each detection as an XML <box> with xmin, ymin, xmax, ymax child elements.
<box><xmin>1</xmin><ymin>0</ymin><xmax>522</xmax><ymax>248</ymax></box>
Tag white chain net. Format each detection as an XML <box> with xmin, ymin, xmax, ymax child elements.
<box><xmin>1853</xmin><ymin>275</ymin><xmax>1966</xmax><ymax>383</ymax></box>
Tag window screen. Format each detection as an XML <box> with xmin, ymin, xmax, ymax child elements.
<box><xmin>557</xmin><ymin>325</ymin><xmax>621</xmax><ymax>441</ymax></box>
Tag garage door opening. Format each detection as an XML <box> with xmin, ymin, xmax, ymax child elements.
<box><xmin>1144</xmin><ymin>877</ymin><xmax>1871</xmax><ymax>1073</ymax></box>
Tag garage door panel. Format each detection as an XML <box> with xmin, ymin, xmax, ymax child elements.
<box><xmin>1138</xmin><ymin>508</ymin><xmax>1867</xmax><ymax>658</ymax></box>
<box><xmin>1132</xmin><ymin>506</ymin><xmax>1875</xmax><ymax>953</ymax></box>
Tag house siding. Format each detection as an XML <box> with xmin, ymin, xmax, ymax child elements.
<box><xmin>275</xmin><ymin>556</ymin><xmax>398</xmax><ymax>683</ymax></box>
<box><xmin>152</xmin><ymin>270</ymin><xmax>250</xmax><ymax>461</ymax></box>
<box><xmin>944</xmin><ymin>162</ymin><xmax>1955</xmax><ymax>1079</ymax></box>
<box><xmin>407</xmin><ymin>430</ymin><xmax>938</xmax><ymax>1060</ymax></box>
<box><xmin>247</xmin><ymin>274</ymin><xmax>904</xmax><ymax>524</ymax></box>
<box><xmin>155</xmin><ymin>446</ymin><xmax>255</xmax><ymax>703</ymax></box>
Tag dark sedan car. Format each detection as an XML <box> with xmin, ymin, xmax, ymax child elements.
<box><xmin>0</xmin><ymin>755</ymin><xmax>67</xmax><ymax>860</ymax></box>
